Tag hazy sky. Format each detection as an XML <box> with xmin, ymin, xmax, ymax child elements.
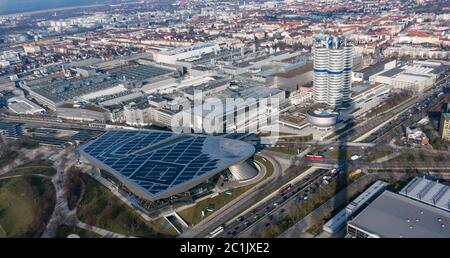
<box><xmin>0</xmin><ymin>0</ymin><xmax>110</xmax><ymax>15</ymax></box>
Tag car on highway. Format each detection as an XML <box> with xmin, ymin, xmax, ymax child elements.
<box><xmin>350</xmin><ymin>154</ymin><xmax>360</xmax><ymax>160</ymax></box>
<box><xmin>279</xmin><ymin>184</ymin><xmax>292</xmax><ymax>195</ymax></box>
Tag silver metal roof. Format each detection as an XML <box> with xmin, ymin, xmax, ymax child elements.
<box><xmin>400</xmin><ymin>177</ymin><xmax>450</xmax><ymax>212</ymax></box>
<box><xmin>348</xmin><ymin>191</ymin><xmax>450</xmax><ymax>238</ymax></box>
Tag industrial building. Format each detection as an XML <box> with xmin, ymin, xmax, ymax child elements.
<box><xmin>56</xmin><ymin>107</ymin><xmax>111</xmax><ymax>123</ymax></box>
<box><xmin>399</xmin><ymin>176</ymin><xmax>450</xmax><ymax>212</ymax></box>
<box><xmin>323</xmin><ymin>180</ymin><xmax>388</xmax><ymax>235</ymax></box>
<box><xmin>353</xmin><ymin>59</ymin><xmax>396</xmax><ymax>82</ymax></box>
<box><xmin>313</xmin><ymin>36</ymin><xmax>353</xmax><ymax>108</ymax></box>
<box><xmin>369</xmin><ymin>62</ymin><xmax>444</xmax><ymax>93</ymax></box>
<box><xmin>153</xmin><ymin>43</ymin><xmax>221</xmax><ymax>65</ymax></box>
<box><xmin>347</xmin><ymin>190</ymin><xmax>450</xmax><ymax>238</ymax></box>
<box><xmin>7</xmin><ymin>96</ymin><xmax>45</xmax><ymax>115</ymax></box>
<box><xmin>21</xmin><ymin>64</ymin><xmax>174</xmax><ymax>110</ymax></box>
<box><xmin>220</xmin><ymin>50</ymin><xmax>303</xmax><ymax>76</ymax></box>
<box><xmin>267</xmin><ymin>62</ymin><xmax>314</xmax><ymax>92</ymax></box>
<box><xmin>179</xmin><ymin>85</ymin><xmax>286</xmax><ymax>134</ymax></box>
<box><xmin>22</xmin><ymin>75</ymin><xmax>121</xmax><ymax>110</ymax></box>
<box><xmin>79</xmin><ymin>129</ymin><xmax>256</xmax><ymax>201</ymax></box>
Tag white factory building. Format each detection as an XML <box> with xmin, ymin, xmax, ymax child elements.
<box><xmin>369</xmin><ymin>63</ymin><xmax>442</xmax><ymax>93</ymax></box>
<box><xmin>178</xmin><ymin>85</ymin><xmax>286</xmax><ymax>134</ymax></box>
<box><xmin>153</xmin><ymin>43</ymin><xmax>220</xmax><ymax>65</ymax></box>
<box><xmin>7</xmin><ymin>96</ymin><xmax>45</xmax><ymax>115</ymax></box>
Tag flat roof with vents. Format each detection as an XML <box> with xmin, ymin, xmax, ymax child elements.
<box><xmin>348</xmin><ymin>191</ymin><xmax>450</xmax><ymax>238</ymax></box>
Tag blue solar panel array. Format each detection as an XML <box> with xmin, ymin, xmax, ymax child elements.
<box><xmin>80</xmin><ymin>130</ymin><xmax>220</xmax><ymax>197</ymax></box>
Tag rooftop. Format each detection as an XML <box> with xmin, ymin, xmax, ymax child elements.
<box><xmin>399</xmin><ymin>176</ymin><xmax>450</xmax><ymax>212</ymax></box>
<box><xmin>378</xmin><ymin>67</ymin><xmax>404</xmax><ymax>77</ymax></box>
<box><xmin>79</xmin><ymin>130</ymin><xmax>255</xmax><ymax>201</ymax></box>
<box><xmin>355</xmin><ymin>59</ymin><xmax>394</xmax><ymax>74</ymax></box>
<box><xmin>272</xmin><ymin>62</ymin><xmax>313</xmax><ymax>79</ymax></box>
<box><xmin>108</xmin><ymin>64</ymin><xmax>173</xmax><ymax>82</ymax></box>
<box><xmin>348</xmin><ymin>191</ymin><xmax>450</xmax><ymax>238</ymax></box>
<box><xmin>27</xmin><ymin>75</ymin><xmax>120</xmax><ymax>103</ymax></box>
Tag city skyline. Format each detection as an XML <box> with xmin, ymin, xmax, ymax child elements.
<box><xmin>0</xmin><ymin>0</ymin><xmax>449</xmax><ymax>246</ymax></box>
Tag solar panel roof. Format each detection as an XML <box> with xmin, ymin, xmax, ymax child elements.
<box><xmin>79</xmin><ymin>129</ymin><xmax>255</xmax><ymax>200</ymax></box>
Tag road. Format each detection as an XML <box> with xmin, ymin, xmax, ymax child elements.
<box><xmin>179</xmin><ymin>151</ymin><xmax>286</xmax><ymax>238</ymax></box>
<box><xmin>41</xmin><ymin>146</ymin><xmax>80</xmax><ymax>238</ymax></box>
<box><xmin>279</xmin><ymin>174</ymin><xmax>374</xmax><ymax>238</ymax></box>
<box><xmin>227</xmin><ymin>168</ymin><xmax>329</xmax><ymax>238</ymax></box>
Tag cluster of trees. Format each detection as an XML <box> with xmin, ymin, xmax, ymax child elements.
<box><xmin>0</xmin><ymin>135</ymin><xmax>6</xmax><ymax>158</ymax></box>
<box><xmin>64</xmin><ymin>167</ymin><xmax>84</xmax><ymax>210</ymax></box>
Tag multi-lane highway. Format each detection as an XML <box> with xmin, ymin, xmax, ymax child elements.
<box><xmin>180</xmin><ymin>151</ymin><xmax>292</xmax><ymax>238</ymax></box>
<box><xmin>216</xmin><ymin>168</ymin><xmax>330</xmax><ymax>238</ymax></box>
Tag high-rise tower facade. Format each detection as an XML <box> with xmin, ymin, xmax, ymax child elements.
<box><xmin>313</xmin><ymin>36</ymin><xmax>353</xmax><ymax>108</ymax></box>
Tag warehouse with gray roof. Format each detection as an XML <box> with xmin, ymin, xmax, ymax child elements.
<box><xmin>347</xmin><ymin>190</ymin><xmax>450</xmax><ymax>238</ymax></box>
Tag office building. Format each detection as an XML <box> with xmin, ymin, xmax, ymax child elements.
<box><xmin>313</xmin><ymin>36</ymin><xmax>353</xmax><ymax>108</ymax></box>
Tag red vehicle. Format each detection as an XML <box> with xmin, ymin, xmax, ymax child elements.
<box><xmin>279</xmin><ymin>184</ymin><xmax>292</xmax><ymax>195</ymax></box>
<box><xmin>305</xmin><ymin>154</ymin><xmax>325</xmax><ymax>161</ymax></box>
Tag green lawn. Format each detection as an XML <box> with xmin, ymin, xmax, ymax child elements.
<box><xmin>54</xmin><ymin>224</ymin><xmax>101</xmax><ymax>238</ymax></box>
<box><xmin>178</xmin><ymin>156</ymin><xmax>274</xmax><ymax>226</ymax></box>
<box><xmin>178</xmin><ymin>185</ymin><xmax>254</xmax><ymax>226</ymax></box>
<box><xmin>0</xmin><ymin>160</ymin><xmax>56</xmax><ymax>178</ymax></box>
<box><xmin>76</xmin><ymin>173</ymin><xmax>177</xmax><ymax>237</ymax></box>
<box><xmin>0</xmin><ymin>176</ymin><xmax>56</xmax><ymax>237</ymax></box>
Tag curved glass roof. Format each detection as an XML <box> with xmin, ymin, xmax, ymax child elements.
<box><xmin>79</xmin><ymin>129</ymin><xmax>254</xmax><ymax>200</ymax></box>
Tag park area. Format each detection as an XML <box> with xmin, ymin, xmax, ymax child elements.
<box><xmin>0</xmin><ymin>176</ymin><xmax>55</xmax><ymax>237</ymax></box>
<box><xmin>76</xmin><ymin>173</ymin><xmax>177</xmax><ymax>237</ymax></box>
